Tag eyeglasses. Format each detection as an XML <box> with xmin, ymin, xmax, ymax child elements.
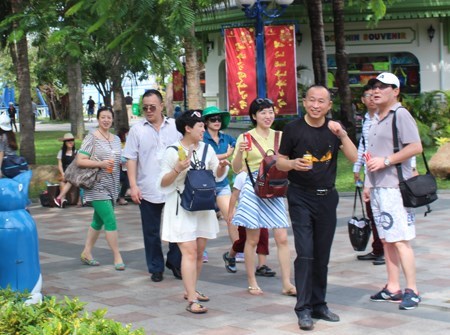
<box><xmin>372</xmin><ymin>83</ymin><xmax>394</xmax><ymax>90</ymax></box>
<box><xmin>363</xmin><ymin>93</ymin><xmax>373</xmax><ymax>98</ymax></box>
<box><xmin>142</xmin><ymin>105</ymin><xmax>158</xmax><ymax>112</ymax></box>
<box><xmin>208</xmin><ymin>116</ymin><xmax>222</xmax><ymax>123</ymax></box>
<box><xmin>255</xmin><ymin>98</ymin><xmax>274</xmax><ymax>105</ymax></box>
<box><xmin>190</xmin><ymin>111</ymin><xmax>202</xmax><ymax>118</ymax></box>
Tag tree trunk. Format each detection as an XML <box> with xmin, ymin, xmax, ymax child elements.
<box><xmin>184</xmin><ymin>26</ymin><xmax>203</xmax><ymax>110</ymax></box>
<box><xmin>332</xmin><ymin>0</ymin><xmax>355</xmax><ymax>142</ymax></box>
<box><xmin>10</xmin><ymin>0</ymin><xmax>35</xmax><ymax>164</ymax></box>
<box><xmin>66</xmin><ymin>57</ymin><xmax>85</xmax><ymax>139</ymax></box>
<box><xmin>306</xmin><ymin>0</ymin><xmax>327</xmax><ymax>86</ymax></box>
<box><xmin>111</xmin><ymin>52</ymin><xmax>129</xmax><ymax>133</ymax></box>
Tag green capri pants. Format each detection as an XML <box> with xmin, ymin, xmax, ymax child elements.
<box><xmin>91</xmin><ymin>200</ymin><xmax>117</xmax><ymax>231</ymax></box>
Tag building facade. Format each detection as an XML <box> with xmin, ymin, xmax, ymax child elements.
<box><xmin>196</xmin><ymin>1</ymin><xmax>450</xmax><ymax>112</ymax></box>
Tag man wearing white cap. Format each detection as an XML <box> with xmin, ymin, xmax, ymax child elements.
<box><xmin>363</xmin><ymin>72</ymin><xmax>423</xmax><ymax>310</ymax></box>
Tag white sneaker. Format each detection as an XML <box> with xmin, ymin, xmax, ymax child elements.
<box><xmin>235</xmin><ymin>252</ymin><xmax>245</xmax><ymax>263</ymax></box>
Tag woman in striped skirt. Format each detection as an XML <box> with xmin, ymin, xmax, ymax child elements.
<box><xmin>230</xmin><ymin>98</ymin><xmax>296</xmax><ymax>297</ymax></box>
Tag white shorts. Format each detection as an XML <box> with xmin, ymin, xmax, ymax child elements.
<box><xmin>370</xmin><ymin>187</ymin><xmax>416</xmax><ymax>242</ymax></box>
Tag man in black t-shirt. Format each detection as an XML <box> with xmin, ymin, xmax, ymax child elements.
<box><xmin>277</xmin><ymin>85</ymin><xmax>357</xmax><ymax>331</ymax></box>
<box><xmin>86</xmin><ymin>97</ymin><xmax>95</xmax><ymax>122</ymax></box>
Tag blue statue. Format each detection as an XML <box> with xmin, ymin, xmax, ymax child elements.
<box><xmin>0</xmin><ymin>170</ymin><xmax>42</xmax><ymax>304</ymax></box>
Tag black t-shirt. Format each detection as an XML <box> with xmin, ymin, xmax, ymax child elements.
<box><xmin>8</xmin><ymin>107</ymin><xmax>16</xmax><ymax>119</ymax></box>
<box><xmin>125</xmin><ymin>95</ymin><xmax>133</xmax><ymax>105</ymax></box>
<box><xmin>87</xmin><ymin>99</ymin><xmax>95</xmax><ymax>109</ymax></box>
<box><xmin>279</xmin><ymin>117</ymin><xmax>341</xmax><ymax>188</ymax></box>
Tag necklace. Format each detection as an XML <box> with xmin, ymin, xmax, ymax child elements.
<box><xmin>98</xmin><ymin>130</ymin><xmax>111</xmax><ymax>142</ymax></box>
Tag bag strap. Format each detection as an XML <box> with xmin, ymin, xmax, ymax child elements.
<box><xmin>190</xmin><ymin>143</ymin><xmax>209</xmax><ymax>169</ymax></box>
<box><xmin>249</xmin><ymin>131</ymin><xmax>281</xmax><ymax>157</ymax></box>
<box><xmin>352</xmin><ymin>186</ymin><xmax>367</xmax><ymax>219</ymax></box>
<box><xmin>392</xmin><ymin>109</ymin><xmax>433</xmax><ymax>215</ymax></box>
<box><xmin>391</xmin><ymin>109</ymin><xmax>431</xmax><ymax>182</ymax></box>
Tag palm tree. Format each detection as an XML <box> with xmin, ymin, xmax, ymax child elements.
<box><xmin>7</xmin><ymin>0</ymin><xmax>35</xmax><ymax>163</ymax></box>
<box><xmin>305</xmin><ymin>0</ymin><xmax>327</xmax><ymax>86</ymax></box>
<box><xmin>332</xmin><ymin>0</ymin><xmax>354</xmax><ymax>140</ymax></box>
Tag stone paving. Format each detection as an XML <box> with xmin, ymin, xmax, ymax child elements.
<box><xmin>30</xmin><ymin>192</ymin><xmax>450</xmax><ymax>335</ymax></box>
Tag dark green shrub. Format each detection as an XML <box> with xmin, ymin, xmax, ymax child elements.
<box><xmin>0</xmin><ymin>289</ymin><xmax>145</xmax><ymax>335</ymax></box>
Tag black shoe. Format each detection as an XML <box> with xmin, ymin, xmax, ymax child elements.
<box><xmin>151</xmin><ymin>272</ymin><xmax>163</xmax><ymax>282</ymax></box>
<box><xmin>166</xmin><ymin>262</ymin><xmax>182</xmax><ymax>280</ymax></box>
<box><xmin>357</xmin><ymin>252</ymin><xmax>380</xmax><ymax>261</ymax></box>
<box><xmin>255</xmin><ymin>265</ymin><xmax>276</xmax><ymax>277</ymax></box>
<box><xmin>298</xmin><ymin>312</ymin><xmax>314</xmax><ymax>331</ymax></box>
<box><xmin>311</xmin><ymin>307</ymin><xmax>340</xmax><ymax>322</ymax></box>
<box><xmin>372</xmin><ymin>256</ymin><xmax>385</xmax><ymax>265</ymax></box>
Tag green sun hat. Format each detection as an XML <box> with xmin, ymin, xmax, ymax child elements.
<box><xmin>202</xmin><ymin>106</ymin><xmax>231</xmax><ymax>130</ymax></box>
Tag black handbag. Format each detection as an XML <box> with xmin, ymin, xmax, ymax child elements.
<box><xmin>392</xmin><ymin>110</ymin><xmax>438</xmax><ymax>216</ymax></box>
<box><xmin>348</xmin><ymin>187</ymin><xmax>371</xmax><ymax>251</ymax></box>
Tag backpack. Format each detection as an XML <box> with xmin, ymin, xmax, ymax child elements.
<box><xmin>1</xmin><ymin>154</ymin><xmax>29</xmax><ymax>178</ymax></box>
<box><xmin>171</xmin><ymin>144</ymin><xmax>216</xmax><ymax>213</ymax></box>
<box><xmin>245</xmin><ymin>131</ymin><xmax>288</xmax><ymax>198</ymax></box>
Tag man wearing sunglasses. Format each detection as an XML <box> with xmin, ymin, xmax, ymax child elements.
<box><xmin>123</xmin><ymin>89</ymin><xmax>182</xmax><ymax>283</ymax></box>
<box><xmin>364</xmin><ymin>72</ymin><xmax>423</xmax><ymax>311</ymax></box>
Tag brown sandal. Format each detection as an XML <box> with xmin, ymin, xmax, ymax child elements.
<box><xmin>186</xmin><ymin>300</ymin><xmax>208</xmax><ymax>314</ymax></box>
<box><xmin>183</xmin><ymin>290</ymin><xmax>210</xmax><ymax>302</ymax></box>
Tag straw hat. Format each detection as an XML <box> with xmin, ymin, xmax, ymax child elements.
<box><xmin>58</xmin><ymin>133</ymin><xmax>75</xmax><ymax>141</ymax></box>
<box><xmin>0</xmin><ymin>114</ymin><xmax>12</xmax><ymax>131</ymax></box>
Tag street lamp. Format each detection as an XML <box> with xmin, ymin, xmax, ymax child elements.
<box><xmin>236</xmin><ymin>0</ymin><xmax>294</xmax><ymax>98</ymax></box>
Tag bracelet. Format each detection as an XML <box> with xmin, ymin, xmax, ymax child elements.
<box><xmin>173</xmin><ymin>168</ymin><xmax>180</xmax><ymax>174</ymax></box>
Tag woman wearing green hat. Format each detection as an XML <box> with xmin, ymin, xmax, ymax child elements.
<box><xmin>202</xmin><ymin>107</ymin><xmax>236</xmax><ymax>246</ymax></box>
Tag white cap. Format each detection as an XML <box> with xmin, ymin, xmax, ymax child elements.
<box><xmin>0</xmin><ymin>114</ymin><xmax>12</xmax><ymax>131</ymax></box>
<box><xmin>368</xmin><ymin>72</ymin><xmax>400</xmax><ymax>88</ymax></box>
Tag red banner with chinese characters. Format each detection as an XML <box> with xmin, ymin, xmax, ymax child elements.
<box><xmin>264</xmin><ymin>25</ymin><xmax>298</xmax><ymax>115</ymax></box>
<box><xmin>225</xmin><ymin>27</ymin><xmax>257</xmax><ymax>116</ymax></box>
<box><xmin>172</xmin><ymin>70</ymin><xmax>184</xmax><ymax>102</ymax></box>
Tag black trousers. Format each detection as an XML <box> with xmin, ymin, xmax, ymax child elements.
<box><xmin>139</xmin><ymin>199</ymin><xmax>181</xmax><ymax>273</ymax></box>
<box><xmin>287</xmin><ymin>186</ymin><xmax>339</xmax><ymax>318</ymax></box>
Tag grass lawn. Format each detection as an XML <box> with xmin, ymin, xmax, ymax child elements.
<box><xmin>29</xmin><ymin>131</ymin><xmax>449</xmax><ymax>198</ymax></box>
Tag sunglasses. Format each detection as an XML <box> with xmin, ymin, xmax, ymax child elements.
<box><xmin>65</xmin><ymin>140</ymin><xmax>74</xmax><ymax>142</ymax></box>
<box><xmin>372</xmin><ymin>83</ymin><xmax>395</xmax><ymax>90</ymax></box>
<box><xmin>190</xmin><ymin>111</ymin><xmax>202</xmax><ymax>118</ymax></box>
<box><xmin>142</xmin><ymin>105</ymin><xmax>158</xmax><ymax>112</ymax></box>
<box><xmin>255</xmin><ymin>98</ymin><xmax>274</xmax><ymax>105</ymax></box>
<box><xmin>208</xmin><ymin>116</ymin><xmax>222</xmax><ymax>123</ymax></box>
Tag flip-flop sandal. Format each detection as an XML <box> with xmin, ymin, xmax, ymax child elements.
<box><xmin>184</xmin><ymin>290</ymin><xmax>210</xmax><ymax>302</ymax></box>
<box><xmin>248</xmin><ymin>286</ymin><xmax>263</xmax><ymax>296</ymax></box>
<box><xmin>80</xmin><ymin>254</ymin><xmax>100</xmax><ymax>266</ymax></box>
<box><xmin>186</xmin><ymin>300</ymin><xmax>208</xmax><ymax>314</ymax></box>
<box><xmin>282</xmin><ymin>287</ymin><xmax>297</xmax><ymax>296</ymax></box>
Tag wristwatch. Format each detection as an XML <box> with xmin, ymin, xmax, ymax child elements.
<box><xmin>384</xmin><ymin>157</ymin><xmax>391</xmax><ymax>167</ymax></box>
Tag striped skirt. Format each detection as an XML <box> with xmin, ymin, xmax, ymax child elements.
<box><xmin>232</xmin><ymin>174</ymin><xmax>289</xmax><ymax>229</ymax></box>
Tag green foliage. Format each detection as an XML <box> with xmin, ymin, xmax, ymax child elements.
<box><xmin>402</xmin><ymin>91</ymin><xmax>450</xmax><ymax>144</ymax></box>
<box><xmin>0</xmin><ymin>288</ymin><xmax>145</xmax><ymax>335</ymax></box>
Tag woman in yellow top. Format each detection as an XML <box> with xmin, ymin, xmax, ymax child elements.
<box><xmin>230</xmin><ymin>98</ymin><xmax>296</xmax><ymax>297</ymax></box>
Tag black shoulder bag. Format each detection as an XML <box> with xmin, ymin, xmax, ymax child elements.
<box><xmin>392</xmin><ymin>110</ymin><xmax>438</xmax><ymax>216</ymax></box>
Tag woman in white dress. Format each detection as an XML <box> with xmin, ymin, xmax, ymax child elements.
<box><xmin>157</xmin><ymin>110</ymin><xmax>228</xmax><ymax>314</ymax></box>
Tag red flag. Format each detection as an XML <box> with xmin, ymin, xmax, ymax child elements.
<box><xmin>264</xmin><ymin>25</ymin><xmax>298</xmax><ymax>115</ymax></box>
<box><xmin>225</xmin><ymin>27</ymin><xmax>257</xmax><ymax>116</ymax></box>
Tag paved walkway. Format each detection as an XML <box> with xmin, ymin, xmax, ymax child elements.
<box><xmin>30</xmin><ymin>193</ymin><xmax>450</xmax><ymax>335</ymax></box>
